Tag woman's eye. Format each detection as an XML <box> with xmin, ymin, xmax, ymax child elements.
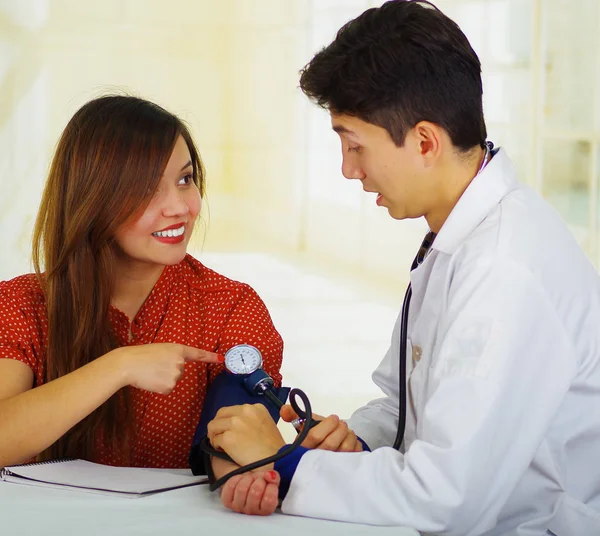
<box><xmin>179</xmin><ymin>174</ymin><xmax>193</xmax><ymax>185</ymax></box>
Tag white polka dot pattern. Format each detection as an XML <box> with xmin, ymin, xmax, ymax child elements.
<box><xmin>0</xmin><ymin>254</ymin><xmax>284</xmax><ymax>468</ymax></box>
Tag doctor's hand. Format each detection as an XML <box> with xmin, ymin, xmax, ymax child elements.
<box><xmin>221</xmin><ymin>469</ymin><xmax>280</xmax><ymax>516</ymax></box>
<box><xmin>280</xmin><ymin>405</ymin><xmax>363</xmax><ymax>453</ymax></box>
<box><xmin>207</xmin><ymin>404</ymin><xmax>286</xmax><ymax>467</ymax></box>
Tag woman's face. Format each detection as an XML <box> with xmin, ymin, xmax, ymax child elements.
<box><xmin>114</xmin><ymin>135</ymin><xmax>201</xmax><ymax>269</ymax></box>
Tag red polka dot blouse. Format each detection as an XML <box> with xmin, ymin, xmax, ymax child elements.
<box><xmin>0</xmin><ymin>254</ymin><xmax>284</xmax><ymax>468</ymax></box>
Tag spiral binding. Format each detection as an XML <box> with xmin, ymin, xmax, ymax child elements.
<box><xmin>21</xmin><ymin>457</ymin><xmax>74</xmax><ymax>467</ymax></box>
<box><xmin>1</xmin><ymin>458</ymin><xmax>74</xmax><ymax>476</ymax></box>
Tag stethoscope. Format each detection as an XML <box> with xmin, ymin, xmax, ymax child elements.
<box><xmin>392</xmin><ymin>141</ymin><xmax>493</xmax><ymax>451</ymax></box>
<box><xmin>199</xmin><ymin>344</ymin><xmax>320</xmax><ymax>491</ymax></box>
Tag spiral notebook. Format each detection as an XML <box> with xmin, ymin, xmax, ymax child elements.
<box><xmin>0</xmin><ymin>459</ymin><xmax>209</xmax><ymax>497</ymax></box>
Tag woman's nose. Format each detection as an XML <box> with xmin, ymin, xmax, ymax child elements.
<box><xmin>162</xmin><ymin>189</ymin><xmax>190</xmax><ymax>217</ymax></box>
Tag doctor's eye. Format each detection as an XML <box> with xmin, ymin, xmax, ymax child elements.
<box><xmin>347</xmin><ymin>145</ymin><xmax>362</xmax><ymax>154</ymax></box>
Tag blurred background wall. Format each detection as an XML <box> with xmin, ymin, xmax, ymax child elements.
<box><xmin>1</xmin><ymin>0</ymin><xmax>599</xmax><ymax>421</ymax></box>
<box><xmin>2</xmin><ymin>0</ymin><xmax>600</xmax><ymax>280</ymax></box>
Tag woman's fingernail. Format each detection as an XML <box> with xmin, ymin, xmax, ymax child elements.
<box><xmin>267</xmin><ymin>471</ymin><xmax>277</xmax><ymax>481</ymax></box>
<box><xmin>218</xmin><ymin>354</ymin><xmax>225</xmax><ymax>363</ymax></box>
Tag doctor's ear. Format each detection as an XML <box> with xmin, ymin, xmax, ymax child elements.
<box><xmin>411</xmin><ymin>121</ymin><xmax>443</xmax><ymax>168</ymax></box>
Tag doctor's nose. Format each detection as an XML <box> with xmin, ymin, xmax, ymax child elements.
<box><xmin>341</xmin><ymin>155</ymin><xmax>366</xmax><ymax>181</ymax></box>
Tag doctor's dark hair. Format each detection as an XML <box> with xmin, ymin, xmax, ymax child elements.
<box><xmin>299</xmin><ymin>0</ymin><xmax>487</xmax><ymax>151</ymax></box>
<box><xmin>33</xmin><ymin>95</ymin><xmax>205</xmax><ymax>463</ymax></box>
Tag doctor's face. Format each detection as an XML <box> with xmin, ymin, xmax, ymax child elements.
<box><xmin>331</xmin><ymin>113</ymin><xmax>433</xmax><ymax>221</ymax></box>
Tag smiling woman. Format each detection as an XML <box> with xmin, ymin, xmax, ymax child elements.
<box><xmin>114</xmin><ymin>136</ymin><xmax>201</xmax><ymax>273</ymax></box>
<box><xmin>0</xmin><ymin>95</ymin><xmax>284</xmax><ymax>470</ymax></box>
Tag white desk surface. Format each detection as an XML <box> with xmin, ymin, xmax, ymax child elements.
<box><xmin>0</xmin><ymin>473</ymin><xmax>419</xmax><ymax>536</ymax></box>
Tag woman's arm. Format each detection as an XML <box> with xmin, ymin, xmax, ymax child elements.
<box><xmin>0</xmin><ymin>344</ymin><xmax>221</xmax><ymax>468</ymax></box>
<box><xmin>0</xmin><ymin>352</ymin><xmax>126</xmax><ymax>467</ymax></box>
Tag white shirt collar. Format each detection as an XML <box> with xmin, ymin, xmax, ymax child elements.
<box><xmin>432</xmin><ymin>148</ymin><xmax>520</xmax><ymax>255</ymax></box>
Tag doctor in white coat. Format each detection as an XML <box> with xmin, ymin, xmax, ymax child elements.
<box><xmin>207</xmin><ymin>1</ymin><xmax>600</xmax><ymax>534</ymax></box>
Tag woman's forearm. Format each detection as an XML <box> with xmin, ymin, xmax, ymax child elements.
<box><xmin>211</xmin><ymin>456</ymin><xmax>240</xmax><ymax>480</ymax></box>
<box><xmin>0</xmin><ymin>351</ymin><xmax>127</xmax><ymax>468</ymax></box>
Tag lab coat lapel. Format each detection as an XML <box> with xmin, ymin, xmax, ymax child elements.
<box><xmin>434</xmin><ymin>148</ymin><xmax>520</xmax><ymax>256</ymax></box>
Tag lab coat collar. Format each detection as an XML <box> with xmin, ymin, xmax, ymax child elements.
<box><xmin>432</xmin><ymin>148</ymin><xmax>519</xmax><ymax>255</ymax></box>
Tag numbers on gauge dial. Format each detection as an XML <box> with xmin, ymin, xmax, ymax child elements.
<box><xmin>224</xmin><ymin>344</ymin><xmax>263</xmax><ymax>374</ymax></box>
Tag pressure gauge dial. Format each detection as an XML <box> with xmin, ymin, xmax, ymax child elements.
<box><xmin>224</xmin><ymin>344</ymin><xmax>263</xmax><ymax>375</ymax></box>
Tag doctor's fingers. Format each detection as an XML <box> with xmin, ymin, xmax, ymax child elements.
<box><xmin>280</xmin><ymin>404</ymin><xmax>325</xmax><ymax>423</ymax></box>
<box><xmin>301</xmin><ymin>415</ymin><xmax>346</xmax><ymax>450</ymax></box>
<box><xmin>215</xmin><ymin>403</ymin><xmax>271</xmax><ymax>421</ymax></box>
<box><xmin>207</xmin><ymin>419</ymin><xmax>253</xmax><ymax>451</ymax></box>
<box><xmin>208</xmin><ymin>407</ymin><xmax>262</xmax><ymax>439</ymax></box>
<box><xmin>279</xmin><ymin>404</ymin><xmax>298</xmax><ymax>422</ymax></box>
<box><xmin>210</xmin><ymin>425</ymin><xmax>254</xmax><ymax>455</ymax></box>
<box><xmin>213</xmin><ymin>405</ymin><xmax>246</xmax><ymax>421</ymax></box>
<box><xmin>207</xmin><ymin>417</ymin><xmax>237</xmax><ymax>446</ymax></box>
<box><xmin>319</xmin><ymin>419</ymin><xmax>352</xmax><ymax>452</ymax></box>
<box><xmin>336</xmin><ymin>429</ymin><xmax>361</xmax><ymax>453</ymax></box>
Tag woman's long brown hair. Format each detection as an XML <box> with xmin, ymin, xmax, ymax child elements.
<box><xmin>32</xmin><ymin>95</ymin><xmax>205</xmax><ymax>461</ymax></box>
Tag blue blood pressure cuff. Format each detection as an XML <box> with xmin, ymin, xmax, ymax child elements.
<box><xmin>189</xmin><ymin>371</ymin><xmax>290</xmax><ymax>476</ymax></box>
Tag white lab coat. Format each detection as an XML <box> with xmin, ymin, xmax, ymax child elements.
<box><xmin>281</xmin><ymin>149</ymin><xmax>600</xmax><ymax>536</ymax></box>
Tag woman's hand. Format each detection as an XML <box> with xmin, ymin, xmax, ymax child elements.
<box><xmin>110</xmin><ymin>343</ymin><xmax>222</xmax><ymax>394</ymax></box>
<box><xmin>211</xmin><ymin>446</ymin><xmax>280</xmax><ymax>516</ymax></box>
<box><xmin>207</xmin><ymin>404</ymin><xmax>286</xmax><ymax>467</ymax></box>
<box><xmin>280</xmin><ymin>405</ymin><xmax>363</xmax><ymax>452</ymax></box>
<box><xmin>221</xmin><ymin>470</ymin><xmax>280</xmax><ymax>516</ymax></box>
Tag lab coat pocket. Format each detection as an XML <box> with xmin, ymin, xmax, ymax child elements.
<box><xmin>434</xmin><ymin>316</ymin><xmax>497</xmax><ymax>379</ymax></box>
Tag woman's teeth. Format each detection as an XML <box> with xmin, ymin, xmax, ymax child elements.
<box><xmin>153</xmin><ymin>225</ymin><xmax>185</xmax><ymax>238</ymax></box>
